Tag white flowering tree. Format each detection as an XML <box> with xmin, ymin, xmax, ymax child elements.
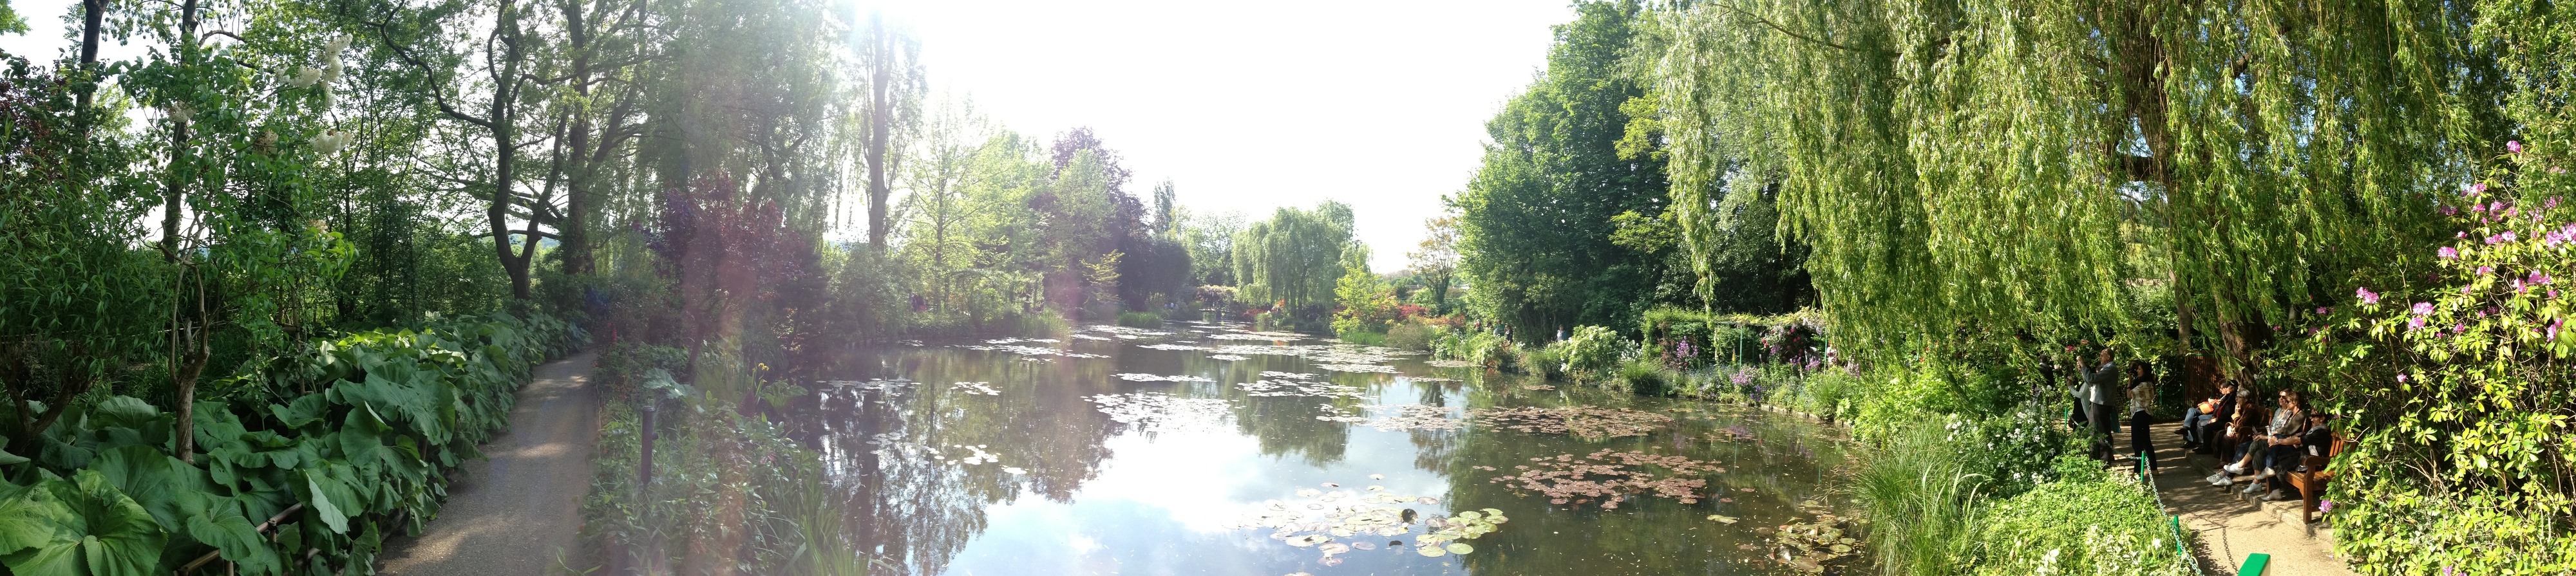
<box><xmin>117</xmin><ymin>8</ymin><xmax>358</xmax><ymax>460</ymax></box>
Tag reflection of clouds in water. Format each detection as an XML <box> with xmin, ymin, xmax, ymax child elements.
<box><xmin>1077</xmin><ymin>431</ymin><xmax>1276</xmax><ymax>534</ymax></box>
<box><xmin>1066</xmin><ymin>534</ymin><xmax>1101</xmax><ymax>555</ymax></box>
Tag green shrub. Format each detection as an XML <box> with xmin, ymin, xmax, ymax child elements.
<box><xmin>1560</xmin><ymin>325</ymin><xmax>1630</xmax><ymax>382</ymax></box>
<box><xmin>582</xmin><ymin>389</ymin><xmax>857</xmax><ymax>574</ymax></box>
<box><xmin>1336</xmin><ymin>330</ymin><xmax>1387</xmax><ymax>346</ymax></box>
<box><xmin>1117</xmin><ymin>310</ymin><xmax>1164</xmax><ymax>328</ymax></box>
<box><xmin>1617</xmin><ymin>360</ymin><xmax>1670</xmax><ymax>396</ymax></box>
<box><xmin>1434</xmin><ymin>331</ymin><xmax>1519</xmax><ymax>371</ymax></box>
<box><xmin>1384</xmin><ymin>322</ymin><xmax>1437</xmax><ymax>351</ymax></box>
<box><xmin>598</xmin><ymin>342</ymin><xmax>689</xmax><ymax>400</ymax></box>
<box><xmin>1971</xmin><ymin>472</ymin><xmax>2193</xmax><ymax>576</ymax></box>
<box><xmin>0</xmin><ymin>312</ymin><xmax>585</xmax><ymax>575</ymax></box>
<box><xmin>1517</xmin><ymin>344</ymin><xmax>1567</xmax><ymax>380</ymax></box>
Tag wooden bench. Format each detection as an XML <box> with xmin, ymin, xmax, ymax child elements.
<box><xmin>2283</xmin><ymin>432</ymin><xmax>2350</xmax><ymax>523</ymax></box>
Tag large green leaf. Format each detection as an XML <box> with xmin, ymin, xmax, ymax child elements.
<box><xmin>0</xmin><ymin>480</ymin><xmax>78</xmax><ymax>558</ymax></box>
<box><xmin>1</xmin><ymin>470</ymin><xmax>168</xmax><ymax>576</ymax></box>
<box><xmin>181</xmin><ymin>496</ymin><xmax>281</xmax><ymax>576</ymax></box>
<box><xmin>84</xmin><ymin>396</ymin><xmax>159</xmax><ymax>431</ymax></box>
<box><xmin>298</xmin><ymin>468</ymin><xmax>351</xmax><ymax>534</ymax></box>
<box><xmin>84</xmin><ymin>445</ymin><xmax>207</xmax><ymax>533</ymax></box>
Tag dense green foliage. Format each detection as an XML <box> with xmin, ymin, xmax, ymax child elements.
<box><xmin>0</xmin><ymin>313</ymin><xmax>582</xmax><ymax>575</ymax></box>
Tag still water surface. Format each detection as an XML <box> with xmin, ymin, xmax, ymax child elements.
<box><xmin>790</xmin><ymin>322</ymin><xmax>1860</xmax><ymax>576</ymax></box>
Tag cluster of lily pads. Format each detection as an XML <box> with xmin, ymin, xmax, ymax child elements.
<box><xmin>1208</xmin><ymin>354</ymin><xmax>1249</xmax><ymax>360</ymax></box>
<box><xmin>1422</xmin><ymin>359</ymin><xmax>1479</xmax><ymax>368</ymax></box>
<box><xmin>1468</xmin><ymin>405</ymin><xmax>1674</xmax><ymax>439</ymax></box>
<box><xmin>1238</xmin><ymin>375</ymin><xmax>1365</xmax><ymax>398</ymax></box>
<box><xmin>1137</xmin><ymin>343</ymin><xmax>1209</xmax><ymax>351</ymax></box>
<box><xmin>1209</xmin><ymin>330</ymin><xmax>1307</xmax><ymax>340</ymax></box>
<box><xmin>1315</xmin><ymin>363</ymin><xmax>1400</xmax><ymax>374</ymax></box>
<box><xmin>1757</xmin><ymin>501</ymin><xmax>1861</xmax><ymax>573</ymax></box>
<box><xmin>1229</xmin><ymin>477</ymin><xmax>1508</xmax><ymax>566</ymax></box>
<box><xmin>950</xmin><ymin>381</ymin><xmax>1000</xmax><ymax>396</ymax></box>
<box><xmin>1084</xmin><ymin>391</ymin><xmax>1234</xmax><ymax>432</ymax></box>
<box><xmin>1113</xmin><ymin>373</ymin><xmax>1217</xmax><ymax>383</ymax></box>
<box><xmin>1487</xmin><ymin>450</ymin><xmax>1723</xmax><ymax>508</ymax></box>
<box><xmin>952</xmin><ymin>342</ymin><xmax>1109</xmax><ymax>360</ymax></box>
<box><xmin>822</xmin><ymin>378</ymin><xmax>913</xmax><ymax>405</ymax></box>
<box><xmin>1314</xmin><ymin>404</ymin><xmax>1464</xmax><ymax>431</ymax></box>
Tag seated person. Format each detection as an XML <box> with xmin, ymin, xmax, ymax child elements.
<box><xmin>2206</xmin><ymin>389</ymin><xmax>2262</xmax><ymax>486</ymax></box>
<box><xmin>2228</xmin><ymin>389</ymin><xmax>2307</xmax><ymax>495</ymax></box>
<box><xmin>2180</xmin><ymin>379</ymin><xmax>2237</xmax><ymax>450</ymax></box>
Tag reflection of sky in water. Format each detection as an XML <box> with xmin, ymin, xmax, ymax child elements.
<box><xmin>835</xmin><ymin>326</ymin><xmax>1860</xmax><ymax>576</ymax></box>
<box><xmin>944</xmin><ymin>401</ymin><xmax>1474</xmax><ymax>576</ymax></box>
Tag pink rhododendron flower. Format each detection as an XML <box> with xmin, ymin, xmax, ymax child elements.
<box><xmin>2510</xmin><ymin>140</ymin><xmax>2523</xmax><ymax>153</ymax></box>
<box><xmin>2478</xmin><ymin>266</ymin><xmax>2495</xmax><ymax>275</ymax></box>
<box><xmin>2409</xmin><ymin>317</ymin><xmax>2427</xmax><ymax>330</ymax></box>
<box><xmin>2440</xmin><ymin>246</ymin><xmax>2460</xmax><ymax>259</ymax></box>
<box><xmin>2505</xmin><ymin>231</ymin><xmax>2519</xmax><ymax>242</ymax></box>
<box><xmin>2414</xmin><ymin>302</ymin><xmax>2434</xmax><ymax>315</ymax></box>
<box><xmin>2358</xmin><ymin>288</ymin><xmax>2382</xmax><ymax>304</ymax></box>
<box><xmin>2316</xmin><ymin>307</ymin><xmax>2333</xmax><ymax>315</ymax></box>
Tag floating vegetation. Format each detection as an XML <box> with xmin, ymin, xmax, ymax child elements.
<box><xmin>1138</xmin><ymin>343</ymin><xmax>1211</xmax><ymax>351</ymax></box>
<box><xmin>1226</xmin><ymin>481</ymin><xmax>1509</xmax><ymax>566</ymax></box>
<box><xmin>1488</xmin><ymin>449</ymin><xmax>1721</xmax><ymax>508</ymax></box>
<box><xmin>1212</xmin><ymin>344</ymin><xmax>1305</xmax><ymax>357</ymax></box>
<box><xmin>950</xmin><ymin>381</ymin><xmax>1000</xmax><ymax>396</ymax></box>
<box><xmin>1424</xmin><ymin>360</ymin><xmax>1479</xmax><ymax>368</ymax></box>
<box><xmin>1316</xmin><ymin>405</ymin><xmax>1370</xmax><ymax>423</ymax></box>
<box><xmin>1765</xmin><ymin>512</ymin><xmax>1862</xmax><ymax>573</ymax></box>
<box><xmin>1084</xmin><ymin>392</ymin><xmax>1233</xmax><ymax>432</ymax></box>
<box><xmin>1468</xmin><ymin>405</ymin><xmax>1674</xmax><ymax>439</ymax></box>
<box><xmin>822</xmin><ymin>379</ymin><xmax>912</xmax><ymax>405</ymax></box>
<box><xmin>1072</xmin><ymin>334</ymin><xmax>1113</xmax><ymax>341</ymax></box>
<box><xmin>1406</xmin><ymin>376</ymin><xmax>1457</xmax><ymax>382</ymax></box>
<box><xmin>1084</xmin><ymin>324</ymin><xmax>1173</xmax><ymax>337</ymax></box>
<box><xmin>955</xmin><ymin>343</ymin><xmax>1110</xmax><ymax>359</ymax></box>
<box><xmin>1208</xmin><ymin>354</ymin><xmax>1248</xmax><ymax>360</ymax></box>
<box><xmin>1317</xmin><ymin>404</ymin><xmax>1463</xmax><ymax>432</ymax></box>
<box><xmin>1209</xmin><ymin>330</ymin><xmax>1306</xmax><ymax>340</ymax></box>
<box><xmin>1114</xmin><ymin>373</ymin><xmax>1217</xmax><ymax>383</ymax></box>
<box><xmin>1240</xmin><ymin>378</ymin><xmax>1365</xmax><ymax>398</ymax></box>
<box><xmin>1315</xmin><ymin>363</ymin><xmax>1400</xmax><ymax>373</ymax></box>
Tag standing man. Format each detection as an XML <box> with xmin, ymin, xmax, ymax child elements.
<box><xmin>2076</xmin><ymin>347</ymin><xmax>2121</xmax><ymax>462</ymax></box>
<box><xmin>2126</xmin><ymin>365</ymin><xmax>2158</xmax><ymax>468</ymax></box>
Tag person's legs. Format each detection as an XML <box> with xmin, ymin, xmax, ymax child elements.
<box><xmin>2180</xmin><ymin>408</ymin><xmax>2211</xmax><ymax>444</ymax></box>
<box><xmin>2091</xmin><ymin>402</ymin><xmax>2118</xmax><ymax>461</ymax></box>
<box><xmin>2130</xmin><ymin>409</ymin><xmax>2155</xmax><ymax>467</ymax></box>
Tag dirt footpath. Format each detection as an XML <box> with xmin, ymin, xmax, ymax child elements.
<box><xmin>377</xmin><ymin>351</ymin><xmax>601</xmax><ymax>575</ymax></box>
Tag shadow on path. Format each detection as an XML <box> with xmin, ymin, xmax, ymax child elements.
<box><xmin>2134</xmin><ymin>418</ymin><xmax>2358</xmax><ymax>576</ymax></box>
<box><xmin>377</xmin><ymin>351</ymin><xmax>601</xmax><ymax>575</ymax></box>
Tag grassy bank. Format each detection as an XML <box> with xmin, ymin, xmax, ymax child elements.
<box><xmin>576</xmin><ymin>342</ymin><xmax>869</xmax><ymax>575</ymax></box>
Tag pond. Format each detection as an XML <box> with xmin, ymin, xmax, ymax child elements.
<box><xmin>788</xmin><ymin>321</ymin><xmax>1865</xmax><ymax>576</ymax></box>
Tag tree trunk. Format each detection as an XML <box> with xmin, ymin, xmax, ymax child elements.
<box><xmin>865</xmin><ymin>14</ymin><xmax>892</xmax><ymax>250</ymax></box>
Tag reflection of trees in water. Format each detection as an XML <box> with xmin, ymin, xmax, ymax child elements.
<box><xmin>1190</xmin><ymin>353</ymin><xmax>1354</xmax><ymax>467</ymax></box>
<box><xmin>797</xmin><ymin>349</ymin><xmax>1120</xmax><ymax>575</ymax></box>
<box><xmin>1408</xmin><ymin>380</ymin><xmax>1461</xmax><ymax>472</ymax></box>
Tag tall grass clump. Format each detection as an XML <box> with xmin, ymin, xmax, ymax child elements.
<box><xmin>1384</xmin><ymin>322</ymin><xmax>1437</xmax><ymax>351</ymax></box>
<box><xmin>1853</xmin><ymin>425</ymin><xmax>1991</xmax><ymax>576</ymax></box>
<box><xmin>1616</xmin><ymin>360</ymin><xmax>1670</xmax><ymax>396</ymax></box>
<box><xmin>1115</xmin><ymin>310</ymin><xmax>1164</xmax><ymax>328</ymax></box>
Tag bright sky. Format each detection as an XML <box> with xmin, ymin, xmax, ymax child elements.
<box><xmin>874</xmin><ymin>0</ymin><xmax>1571</xmax><ymax>272</ymax></box>
<box><xmin>1</xmin><ymin>0</ymin><xmax>1577</xmax><ymax>272</ymax></box>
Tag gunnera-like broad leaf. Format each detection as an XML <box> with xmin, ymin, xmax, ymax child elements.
<box><xmin>1</xmin><ymin>470</ymin><xmax>169</xmax><ymax>576</ymax></box>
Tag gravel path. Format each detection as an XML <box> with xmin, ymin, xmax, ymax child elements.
<box><xmin>377</xmin><ymin>351</ymin><xmax>601</xmax><ymax>575</ymax></box>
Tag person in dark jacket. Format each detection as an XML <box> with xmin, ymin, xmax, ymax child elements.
<box><xmin>2179</xmin><ymin>379</ymin><xmax>2238</xmax><ymax>451</ymax></box>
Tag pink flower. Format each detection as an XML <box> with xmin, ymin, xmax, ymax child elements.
<box><xmin>2439</xmin><ymin>246</ymin><xmax>2460</xmax><ymax>259</ymax></box>
<box><xmin>2396</xmin><ymin>374</ymin><xmax>2407</xmax><ymax>383</ymax></box>
<box><xmin>2316</xmin><ymin>307</ymin><xmax>2333</xmax><ymax>315</ymax></box>
<box><xmin>2479</xmin><ymin>266</ymin><xmax>2495</xmax><ymax>275</ymax></box>
<box><xmin>2472</xmin><ymin>203</ymin><xmax>2488</xmax><ymax>213</ymax></box>
<box><xmin>2358</xmin><ymin>288</ymin><xmax>2382</xmax><ymax>304</ymax></box>
<box><xmin>2476</xmin><ymin>183</ymin><xmax>2490</xmax><ymax>194</ymax></box>
<box><xmin>2409</xmin><ymin>317</ymin><xmax>2427</xmax><ymax>330</ymax></box>
<box><xmin>2504</xmin><ymin>231</ymin><xmax>2520</xmax><ymax>242</ymax></box>
<box><xmin>2414</xmin><ymin>302</ymin><xmax>2435</xmax><ymax>315</ymax></box>
<box><xmin>2552</xmin><ymin>197</ymin><xmax>2563</xmax><ymax>209</ymax></box>
<box><xmin>2510</xmin><ymin>140</ymin><xmax>2523</xmax><ymax>153</ymax></box>
<box><xmin>2554</xmin><ymin>319</ymin><xmax>2565</xmax><ymax>341</ymax></box>
<box><xmin>2441</xmin><ymin>205</ymin><xmax>2459</xmax><ymax>216</ymax></box>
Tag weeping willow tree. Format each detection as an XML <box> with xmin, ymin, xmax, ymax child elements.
<box><xmin>1649</xmin><ymin>1</ymin><xmax>2497</xmax><ymax>374</ymax></box>
<box><xmin>1233</xmin><ymin>201</ymin><xmax>1357</xmax><ymax>314</ymax></box>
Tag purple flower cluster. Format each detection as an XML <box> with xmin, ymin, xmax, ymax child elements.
<box><xmin>2544</xmin><ymin>223</ymin><xmax>2576</xmax><ymax>247</ymax></box>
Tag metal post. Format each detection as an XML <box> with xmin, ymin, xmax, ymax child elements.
<box><xmin>639</xmin><ymin>401</ymin><xmax>657</xmax><ymax>488</ymax></box>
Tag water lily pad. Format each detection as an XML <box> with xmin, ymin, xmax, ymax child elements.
<box><xmin>1707</xmin><ymin>515</ymin><xmax>1739</xmax><ymax>524</ymax></box>
<box><xmin>1416</xmin><ymin>545</ymin><xmax>1446</xmax><ymax>557</ymax></box>
<box><xmin>1444</xmin><ymin>543</ymin><xmax>1474</xmax><ymax>555</ymax></box>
